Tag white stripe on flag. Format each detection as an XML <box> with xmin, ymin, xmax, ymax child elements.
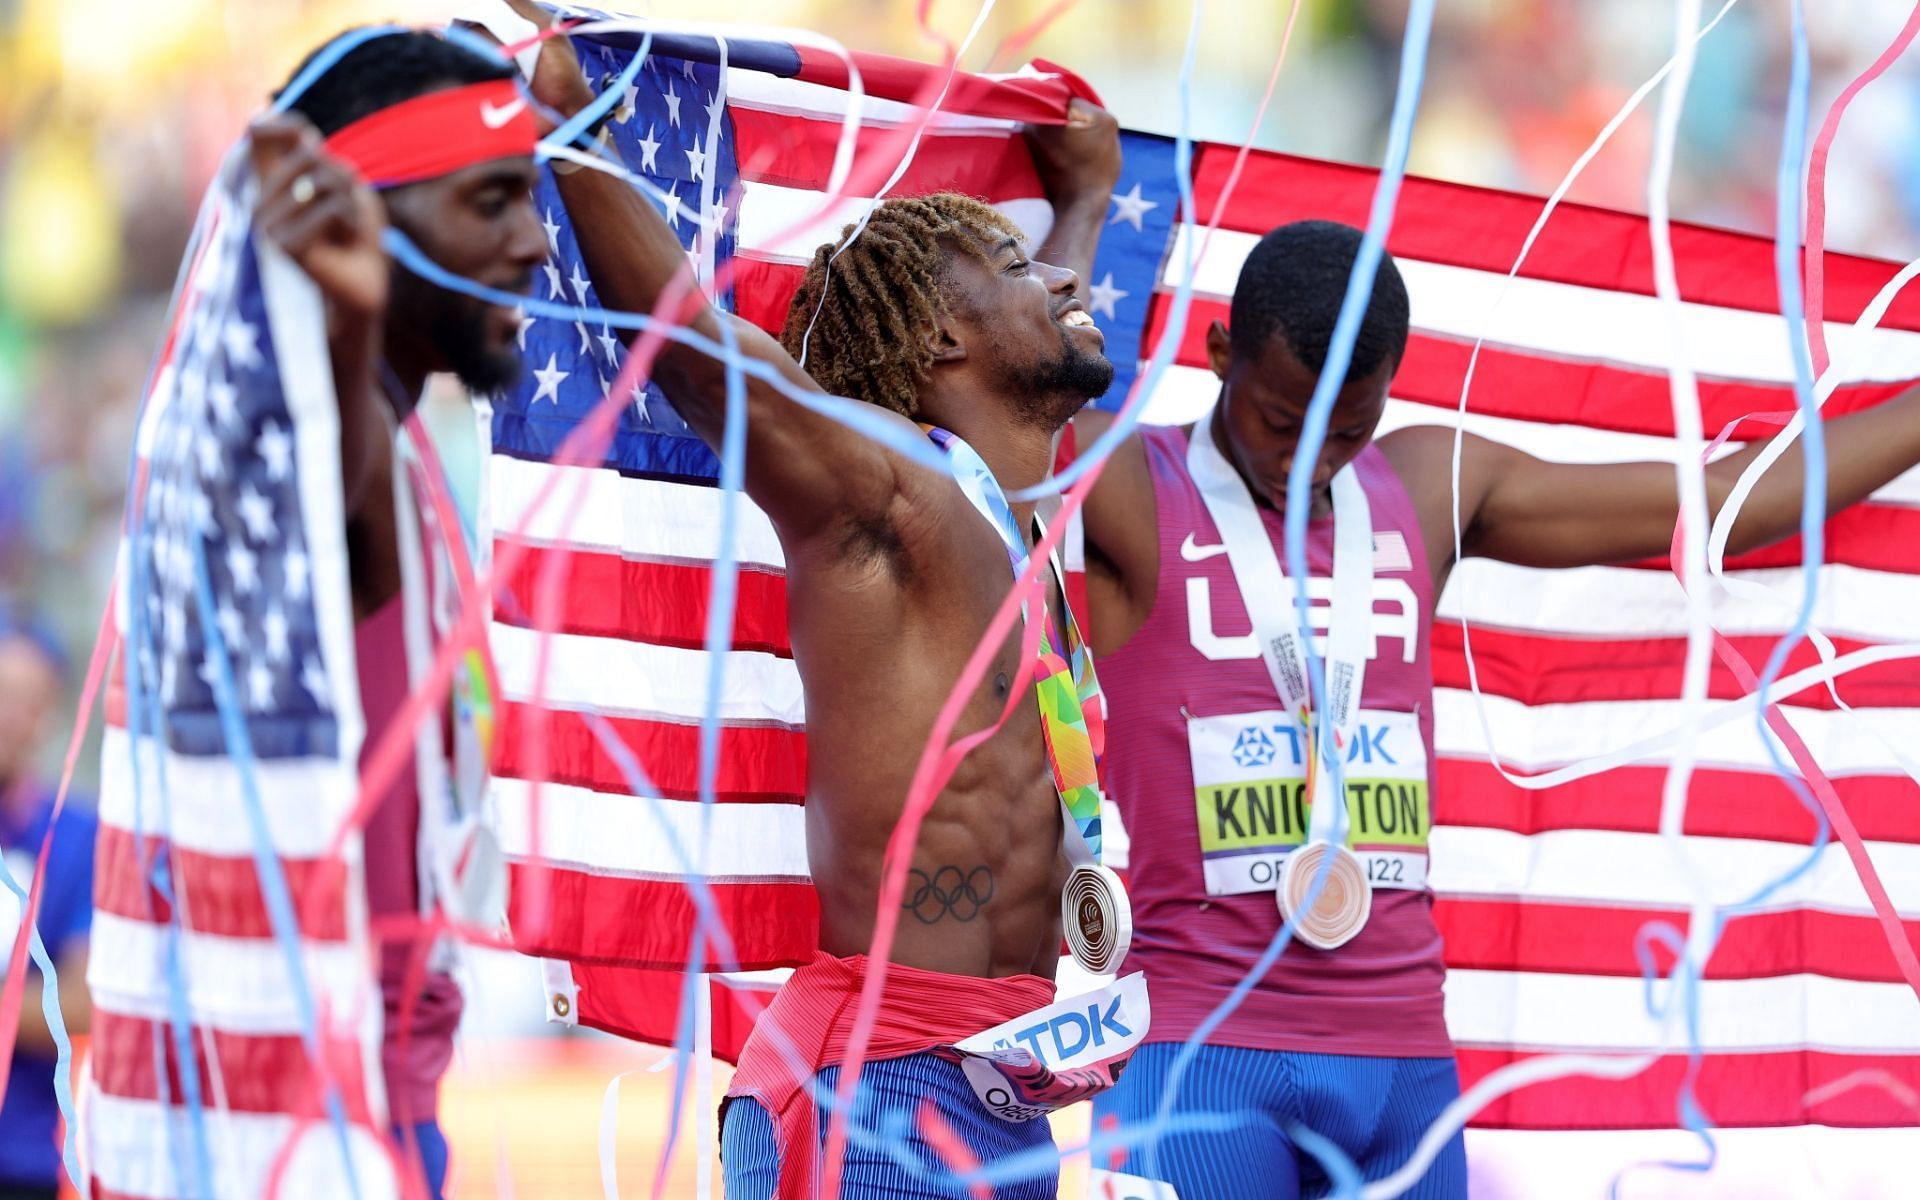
<box><xmin>736</xmin><ymin>180</ymin><xmax>1054</xmax><ymax>264</ymax></box>
<box><xmin>495</xmin><ymin>454</ymin><xmax>1920</xmax><ymax>643</ymax></box>
<box><xmin>492</xmin><ymin>621</ymin><xmax>805</xmax><ymax>725</ymax></box>
<box><xmin>1439</xmin><ymin>560</ymin><xmax>1920</xmax><ymax>641</ymax></box>
<box><xmin>489</xmin><ymin>454</ymin><xmax>785</xmax><ymax>567</ymax></box>
<box><xmin>1380</xmin><ymin>402</ymin><xmax>1920</xmax><ymax>508</ymax></box>
<box><xmin>492</xmin><ymin>777</ymin><xmax>811</xmax><ymax>880</ymax></box>
<box><xmin>1427</xmin><ymin>826</ymin><xmax>1920</xmax><ymax>917</ymax></box>
<box><xmin>98</xmin><ymin>726</ymin><xmax>354</xmax><ymax>860</ymax></box>
<box><xmin>1444</xmin><ymin>969</ymin><xmax>1920</xmax><ymax>1052</ymax></box>
<box><xmin>83</xmin><ymin>1088</ymin><xmax>397</xmax><ymax>1200</ymax></box>
<box><xmin>1433</xmin><ymin>689</ymin><xmax>1920</xmax><ymax>775</ymax></box>
<box><xmin>86</xmin><ymin>913</ymin><xmax>371</xmax><ymax>1037</ymax></box>
<box><xmin>1160</xmin><ymin>226</ymin><xmax>1920</xmax><ymax>385</ymax></box>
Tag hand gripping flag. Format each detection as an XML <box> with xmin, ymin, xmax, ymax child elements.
<box><xmin>83</xmin><ymin>153</ymin><xmax>399</xmax><ymax>1198</ymax></box>
<box><xmin>488</xmin><ymin>20</ymin><xmax>1920</xmax><ymax>1194</ymax></box>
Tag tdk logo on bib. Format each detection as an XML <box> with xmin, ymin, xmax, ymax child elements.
<box><xmin>996</xmin><ymin>992</ymin><xmax>1135</xmax><ymax>1063</ymax></box>
<box><xmin>957</xmin><ymin>973</ymin><xmax>1151</xmax><ymax>1073</ymax></box>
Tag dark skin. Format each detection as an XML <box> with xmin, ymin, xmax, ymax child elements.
<box><xmin>1078</xmin><ymin>316</ymin><xmax>1920</xmax><ymax>653</ymax></box>
<box><xmin>247</xmin><ymin>107</ymin><xmax>545</xmax><ymax>618</ymax></box>
<box><xmin>509</xmin><ymin>2</ymin><xmax>1122</xmax><ymax>979</ymax></box>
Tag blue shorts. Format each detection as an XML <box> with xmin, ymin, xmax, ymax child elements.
<box><xmin>1091</xmin><ymin>1042</ymin><xmax>1467</xmax><ymax>1200</ymax></box>
<box><xmin>721</xmin><ymin>1051</ymin><xmax>1057</xmax><ymax>1199</ymax></box>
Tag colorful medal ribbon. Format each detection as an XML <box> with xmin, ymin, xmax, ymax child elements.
<box><xmin>926</xmin><ymin>426</ymin><xmax>1105</xmax><ymax>858</ymax></box>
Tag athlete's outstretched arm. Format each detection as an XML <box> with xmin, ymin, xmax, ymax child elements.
<box><xmin>507</xmin><ymin>2</ymin><xmax>904</xmax><ymax>545</ymax></box>
<box><xmin>1387</xmin><ymin>384</ymin><xmax>1920</xmax><ymax>570</ymax></box>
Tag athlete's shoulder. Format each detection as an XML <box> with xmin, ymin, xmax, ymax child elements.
<box><xmin>1373</xmin><ymin>424</ymin><xmax>1455</xmax><ymax>494</ymax></box>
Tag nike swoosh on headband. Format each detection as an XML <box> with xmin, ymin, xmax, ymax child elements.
<box><xmin>480</xmin><ymin>97</ymin><xmax>529</xmax><ymax>129</ymax></box>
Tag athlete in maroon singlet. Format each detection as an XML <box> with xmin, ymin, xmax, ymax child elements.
<box><xmin>1076</xmin><ymin>220</ymin><xmax>1920</xmax><ymax>1200</ymax></box>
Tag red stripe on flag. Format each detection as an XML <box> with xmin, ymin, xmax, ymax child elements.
<box><xmin>494</xmin><ymin>542</ymin><xmax>791</xmax><ymax>656</ymax></box>
<box><xmin>92</xmin><ymin>825</ymin><xmax>349</xmax><ymax>941</ymax></box>
<box><xmin>1146</xmin><ymin>293</ymin><xmax>1911</xmax><ymax>438</ymax></box>
<box><xmin>566</xmin><ymin>961</ymin><xmax>774</xmax><ymax>1064</ymax></box>
<box><xmin>493</xmin><ymin>704</ymin><xmax>808</xmax><ymax>802</ymax></box>
<box><xmin>730</xmin><ymin>107</ymin><xmax>1041</xmax><ymax>199</ymax></box>
<box><xmin>506</xmin><ymin>864</ymin><xmax>818</xmax><ymax>971</ymax></box>
<box><xmin>1454</xmin><ymin>1047</ymin><xmax>1920</xmax><ymax>1128</ymax></box>
<box><xmin>1189</xmin><ymin>144</ymin><xmax>1920</xmax><ymax>331</ymax></box>
<box><xmin>733</xmin><ymin>256</ymin><xmax>805</xmax><ymax>336</ymax></box>
<box><xmin>1435</xmin><ymin>899</ymin><xmax>1920</xmax><ymax>984</ymax></box>
<box><xmin>1434</xmin><ymin>760</ymin><xmax>1920</xmax><ymax>846</ymax></box>
<box><xmin>1431</xmin><ymin>626</ymin><xmax>1920</xmax><ymax>710</ymax></box>
<box><xmin>89</xmin><ymin>1009</ymin><xmax>373</xmax><ymax>1121</ymax></box>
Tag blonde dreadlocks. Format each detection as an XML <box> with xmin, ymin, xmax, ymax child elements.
<box><xmin>779</xmin><ymin>193</ymin><xmax>1022</xmax><ymax>418</ymax></box>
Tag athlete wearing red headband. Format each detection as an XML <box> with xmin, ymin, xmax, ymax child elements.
<box><xmin>246</xmin><ymin>29</ymin><xmax>545</xmax><ymax>1200</ymax></box>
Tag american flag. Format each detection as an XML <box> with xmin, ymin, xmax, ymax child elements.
<box><xmin>490</xmin><ymin>22</ymin><xmax>1920</xmax><ymax>1197</ymax></box>
<box><xmin>84</xmin><ymin>155</ymin><xmax>396</xmax><ymax>1199</ymax></box>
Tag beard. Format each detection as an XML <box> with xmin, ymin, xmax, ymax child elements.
<box><xmin>387</xmin><ymin>265</ymin><xmax>523</xmax><ymax>395</ymax></box>
<box><xmin>1006</xmin><ymin>325</ymin><xmax>1115</xmax><ymax>428</ymax></box>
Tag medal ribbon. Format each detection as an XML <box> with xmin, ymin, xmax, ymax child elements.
<box><xmin>926</xmin><ymin>427</ymin><xmax>1105</xmax><ymax>859</ymax></box>
<box><xmin>1185</xmin><ymin>408</ymin><xmax>1373</xmax><ymax>848</ymax></box>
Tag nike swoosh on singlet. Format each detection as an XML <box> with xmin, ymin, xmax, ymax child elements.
<box><xmin>1179</xmin><ymin>532</ymin><xmax>1229</xmax><ymax>562</ymax></box>
<box><xmin>479</xmin><ymin>98</ymin><xmax>529</xmax><ymax>129</ymax></box>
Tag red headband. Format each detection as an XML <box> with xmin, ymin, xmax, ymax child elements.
<box><xmin>324</xmin><ymin>79</ymin><xmax>537</xmax><ymax>189</ymax></box>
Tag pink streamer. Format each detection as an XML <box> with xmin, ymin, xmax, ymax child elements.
<box><xmin>1801</xmin><ymin>1</ymin><xmax>1920</xmax><ymax>376</ymax></box>
<box><xmin>0</xmin><ymin>587</ymin><xmax>116</xmax><ymax>1099</ymax></box>
<box><xmin>819</xmin><ymin>14</ymin><xmax>1305</xmax><ymax>1189</ymax></box>
<box><xmin>1673</xmin><ymin>416</ymin><xmax>1920</xmax><ymax>1003</ymax></box>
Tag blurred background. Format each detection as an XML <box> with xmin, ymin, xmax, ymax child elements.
<box><xmin>5</xmin><ymin>0</ymin><xmax>1920</xmax><ymax>1193</ymax></box>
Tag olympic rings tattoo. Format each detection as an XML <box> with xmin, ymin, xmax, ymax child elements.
<box><xmin>903</xmin><ymin>865</ymin><xmax>995</xmax><ymax>924</ymax></box>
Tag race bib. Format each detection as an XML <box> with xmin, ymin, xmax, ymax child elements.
<box><xmin>942</xmin><ymin>972</ymin><xmax>1151</xmax><ymax>1123</ymax></box>
<box><xmin>1188</xmin><ymin>708</ymin><xmax>1430</xmax><ymax>897</ymax></box>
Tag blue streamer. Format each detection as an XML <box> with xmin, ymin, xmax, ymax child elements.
<box><xmin>1613</xmin><ymin>4</ymin><xmax>1821</xmax><ymax>1189</ymax></box>
<box><xmin>660</xmin><ymin>141</ymin><xmax>750</xmax><ymax>1188</ymax></box>
<box><xmin>121</xmin><ymin>209</ymin><xmax>231</xmax><ymax>1199</ymax></box>
<box><xmin>0</xmin><ymin>852</ymin><xmax>81</xmax><ymax>1187</ymax></box>
<box><xmin>185</xmin><ymin>493</ymin><xmax>363</xmax><ymax>1196</ymax></box>
<box><xmin>269</xmin><ymin>26</ymin><xmax>409</xmax><ymax>115</ymax></box>
<box><xmin>542</xmin><ymin>32</ymin><xmax>655</xmax><ymax>159</ymax></box>
<box><xmin>1291</xmin><ymin>1121</ymin><xmax>1365</xmax><ymax>1200</ymax></box>
<box><xmin>1742</xmin><ymin>0</ymin><xmax>1827</xmax><ymax>898</ymax></box>
<box><xmin>380</xmin><ymin>228</ymin><xmax>957</xmax><ymax>478</ymax></box>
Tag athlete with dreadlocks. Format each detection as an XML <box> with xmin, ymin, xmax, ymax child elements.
<box><xmin>507</xmin><ymin>4</ymin><xmax>1127</xmax><ymax>1195</ymax></box>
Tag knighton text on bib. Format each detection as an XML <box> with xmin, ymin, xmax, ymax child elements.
<box><xmin>1188</xmin><ymin>707</ymin><xmax>1429</xmax><ymax>897</ymax></box>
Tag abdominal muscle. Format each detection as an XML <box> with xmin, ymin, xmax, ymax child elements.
<box><xmin>808</xmin><ymin>736</ymin><xmax>1069</xmax><ymax>982</ymax></box>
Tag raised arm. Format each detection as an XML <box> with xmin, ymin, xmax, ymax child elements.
<box><xmin>1385</xmin><ymin>384</ymin><xmax>1920</xmax><ymax>572</ymax></box>
<box><xmin>509</xmin><ymin>4</ymin><xmax>904</xmax><ymax>544</ymax></box>
<box><xmin>1023</xmin><ymin>99</ymin><xmax>1122</xmax><ymax>300</ymax></box>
